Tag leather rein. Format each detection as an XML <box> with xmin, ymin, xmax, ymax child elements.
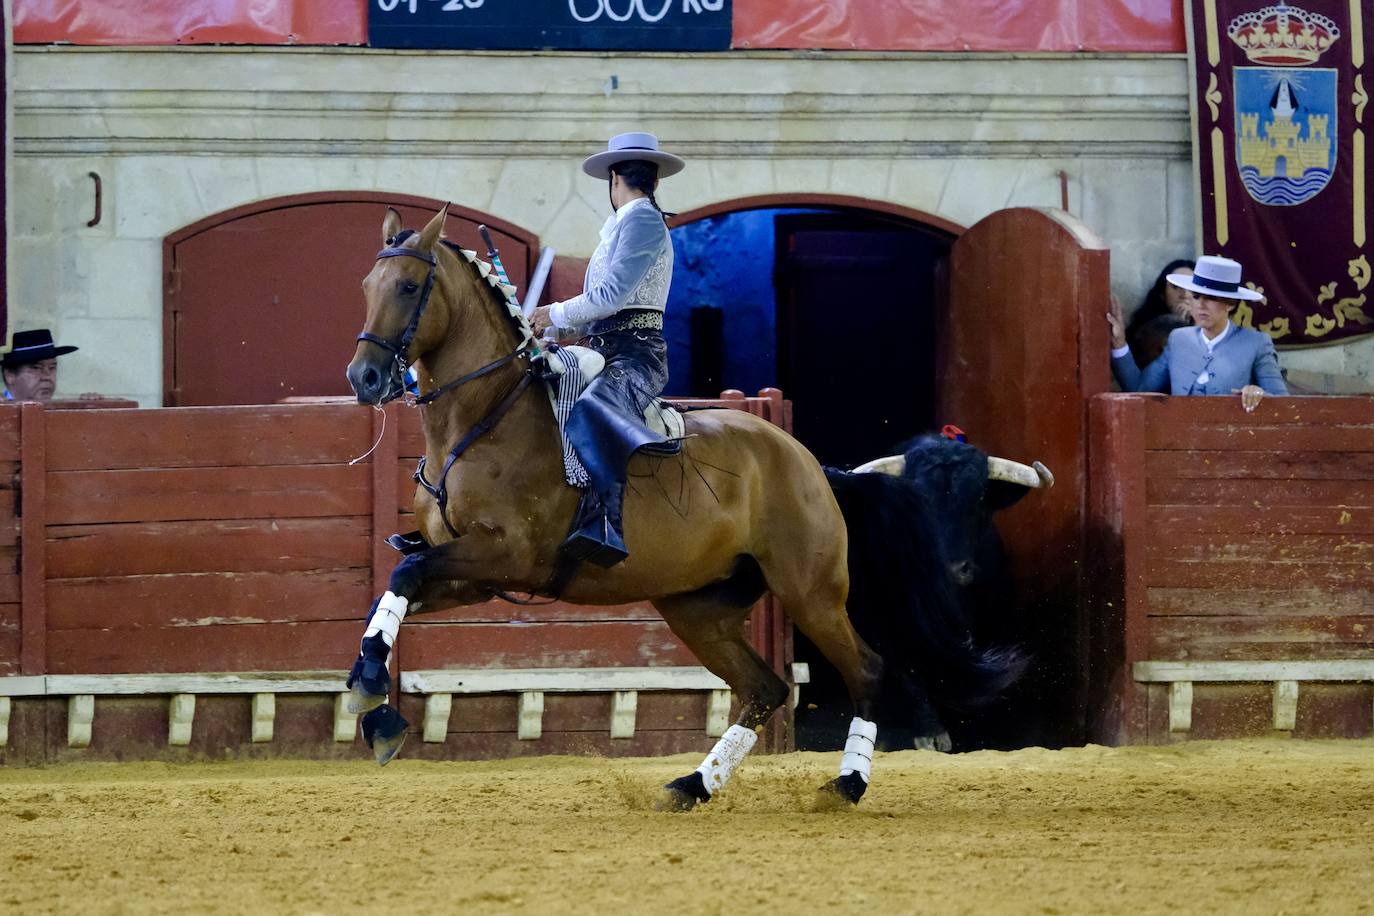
<box><xmin>359</xmin><ymin>243</ymin><xmax>541</xmax><ymax>542</ymax></box>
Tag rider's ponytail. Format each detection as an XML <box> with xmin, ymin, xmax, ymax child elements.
<box><xmin>610</xmin><ymin>160</ymin><xmax>674</xmax><ymax>224</ymax></box>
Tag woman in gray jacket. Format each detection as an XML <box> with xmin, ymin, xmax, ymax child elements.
<box><xmin>1108</xmin><ymin>255</ymin><xmax>1287</xmax><ymax>412</ymax></box>
<box><xmin>532</xmin><ymin>132</ymin><xmax>683</xmax><ymax>567</ymax></box>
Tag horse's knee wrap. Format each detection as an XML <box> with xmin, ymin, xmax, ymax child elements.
<box><xmin>695</xmin><ymin>724</ymin><xmax>758</xmax><ymax>797</ymax></box>
<box><xmin>363</xmin><ymin>591</ymin><xmax>409</xmax><ymax>649</ymax></box>
<box><xmin>840</xmin><ymin>717</ymin><xmax>877</xmax><ymax>784</ymax></box>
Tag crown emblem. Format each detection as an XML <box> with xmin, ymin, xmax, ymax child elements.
<box><xmin>1228</xmin><ymin>2</ymin><xmax>1341</xmax><ymax>66</ymax></box>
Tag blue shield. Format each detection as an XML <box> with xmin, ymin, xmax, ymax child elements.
<box><xmin>1233</xmin><ymin>66</ymin><xmax>1338</xmax><ymax>206</ymax></box>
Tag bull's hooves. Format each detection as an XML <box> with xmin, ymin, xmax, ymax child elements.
<box><xmin>654</xmin><ymin>772</ymin><xmax>711</xmax><ymax>812</ymax></box>
<box><xmin>914</xmin><ymin>732</ymin><xmax>953</xmax><ymax>753</ymax></box>
<box><xmin>814</xmin><ymin>772</ymin><xmax>868</xmax><ymax>810</ymax></box>
<box><xmin>346</xmin><ymin>684</ymin><xmax>387</xmax><ymax>716</ymax></box>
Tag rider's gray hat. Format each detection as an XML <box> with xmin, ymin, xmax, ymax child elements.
<box><xmin>581</xmin><ymin>132</ymin><xmax>685</xmax><ymax>180</ymax></box>
<box><xmin>1167</xmin><ymin>255</ymin><xmax>1264</xmax><ymax>302</ymax></box>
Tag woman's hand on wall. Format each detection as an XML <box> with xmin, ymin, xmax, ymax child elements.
<box><xmin>1234</xmin><ymin>384</ymin><xmax>1264</xmax><ymax>413</ymax></box>
<box><xmin>1106</xmin><ymin>295</ymin><xmax>1127</xmax><ymax>350</ymax></box>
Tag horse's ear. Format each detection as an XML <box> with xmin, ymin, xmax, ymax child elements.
<box><xmin>382</xmin><ymin>207</ymin><xmax>402</xmax><ymax>244</ymax></box>
<box><xmin>417</xmin><ymin>203</ymin><xmax>449</xmax><ymax>252</ymax></box>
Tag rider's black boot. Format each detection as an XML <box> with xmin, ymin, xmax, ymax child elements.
<box><xmin>561</xmin><ymin>485</ymin><xmax>629</xmax><ymax>568</ymax></box>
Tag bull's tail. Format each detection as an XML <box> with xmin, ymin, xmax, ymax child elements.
<box><xmin>824</xmin><ymin>468</ymin><xmax>1026</xmax><ymax>711</ymax></box>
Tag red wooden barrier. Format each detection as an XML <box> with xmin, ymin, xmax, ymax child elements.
<box><xmin>1088</xmin><ymin>394</ymin><xmax>1374</xmax><ymax>744</ymax></box>
<box><xmin>0</xmin><ymin>392</ymin><xmax>794</xmax><ymax>760</ymax></box>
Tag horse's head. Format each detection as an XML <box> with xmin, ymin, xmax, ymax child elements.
<box><xmin>347</xmin><ymin>205</ymin><xmax>453</xmax><ymax>405</ymax></box>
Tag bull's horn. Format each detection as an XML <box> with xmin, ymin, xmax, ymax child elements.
<box><xmin>851</xmin><ymin>454</ymin><xmax>906</xmax><ymax>476</ymax></box>
<box><xmin>987</xmin><ymin>456</ymin><xmax>1054</xmax><ymax>488</ymax></box>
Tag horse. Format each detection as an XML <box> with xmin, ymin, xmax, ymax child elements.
<box><xmin>343</xmin><ymin>204</ymin><xmax>1021</xmax><ymax>810</ymax></box>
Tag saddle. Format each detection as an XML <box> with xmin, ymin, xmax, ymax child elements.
<box><xmin>551</xmin><ymin>345</ymin><xmax>685</xmax><ymax>441</ymax></box>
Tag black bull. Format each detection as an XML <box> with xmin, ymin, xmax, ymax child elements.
<box><xmin>822</xmin><ymin>434</ymin><xmax>1051</xmax><ymax>751</ymax></box>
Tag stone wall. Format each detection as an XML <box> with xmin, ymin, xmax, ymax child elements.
<box><xmin>8</xmin><ymin>46</ymin><xmax>1223</xmax><ymax>404</ymax></box>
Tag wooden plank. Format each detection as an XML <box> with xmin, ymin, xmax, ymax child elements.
<box><xmin>1135</xmin><ymin>659</ymin><xmax>1374</xmax><ymax>682</ymax></box>
<box><xmin>46</xmin><ymin>569</ymin><xmax>372</xmax><ymax>630</ymax></box>
<box><xmin>1272</xmin><ymin>680</ymin><xmax>1299</xmax><ymax>730</ymax></box>
<box><xmin>402</xmin><ymin>666</ymin><xmax>730</xmax><ymax>694</ymax></box>
<box><xmin>44</xmin><ymin>404</ymin><xmax>373</xmax><ymax>471</ymax></box>
<box><xmin>332</xmin><ymin>692</ymin><xmax>355</xmax><ymax>742</ymax></box>
<box><xmin>1149</xmin><ymin>504</ymin><xmax>1374</xmax><ymax>535</ymax></box>
<box><xmin>1146</xmin><ymin>449</ymin><xmax>1374</xmax><ymax>481</ymax></box>
<box><xmin>46</xmin><ymin>464</ymin><xmax>371</xmax><ymax>524</ymax></box>
<box><xmin>0</xmin><ymin>632</ymin><xmax>19</xmax><ymax>675</ymax></box>
<box><xmin>422</xmin><ymin>693</ymin><xmax>452</xmax><ymax>742</ymax></box>
<box><xmin>1147</xmin><ymin>587</ymin><xmax>1374</xmax><ymax>618</ymax></box>
<box><xmin>1145</xmin><ymin>396</ymin><xmax>1374</xmax><ymax>430</ymax></box>
<box><xmin>68</xmin><ymin>694</ymin><xmax>94</xmax><ymax>747</ymax></box>
<box><xmin>0</xmin><ymin>675</ymin><xmax>46</xmax><ymax>695</ymax></box>
<box><xmin>46</xmin><ymin>620</ymin><xmax>360</xmax><ymax>674</ymax></box>
<box><xmin>1148</xmin><ymin>476</ymin><xmax>1374</xmax><ymax>507</ymax></box>
<box><xmin>1147</xmin><ymin>423</ymin><xmax>1374</xmax><ymax>452</ymax></box>
<box><xmin>1168</xmin><ymin>681</ymin><xmax>1192</xmax><ymax>731</ymax></box>
<box><xmin>402</xmin><ymin>620</ymin><xmax>700</xmax><ymax>670</ymax></box>
<box><xmin>42</xmin><ymin>672</ymin><xmax>351</xmax><ymax>695</ymax></box>
<box><xmin>371</xmin><ymin>403</ymin><xmax>400</xmax><ymax>597</ymax></box>
<box><xmin>1147</xmin><ymin>560</ymin><xmax>1374</xmax><ymax>589</ymax></box>
<box><xmin>0</xmin><ymin>574</ymin><xmax>20</xmax><ymax>602</ymax></box>
<box><xmin>1147</xmin><ymin>531</ymin><xmax>1374</xmax><ymax>564</ymax></box>
<box><xmin>168</xmin><ymin>693</ymin><xmax>195</xmax><ymax>745</ymax></box>
<box><xmin>609</xmin><ymin>690</ymin><xmax>637</xmax><ymax>738</ymax></box>
<box><xmin>19</xmin><ymin>403</ymin><xmax>46</xmax><ymax>676</ymax></box>
<box><xmin>251</xmin><ymin>693</ymin><xmax>275</xmax><ymax>742</ymax></box>
<box><xmin>46</xmin><ymin>517</ymin><xmax>371</xmax><ymax>578</ymax></box>
<box><xmin>413</xmin><ymin>599</ymin><xmax>663</xmax><ymax>625</ymax></box>
<box><xmin>517</xmin><ymin>691</ymin><xmax>543</xmax><ymax>739</ymax></box>
<box><xmin>1148</xmin><ymin>615</ymin><xmax>1374</xmax><ymax>661</ymax></box>
<box><xmin>0</xmin><ymin>410</ymin><xmax>22</xmax><ymax>461</ymax></box>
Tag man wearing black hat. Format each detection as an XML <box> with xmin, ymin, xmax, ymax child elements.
<box><xmin>2</xmin><ymin>329</ymin><xmax>78</xmax><ymax>403</ymax></box>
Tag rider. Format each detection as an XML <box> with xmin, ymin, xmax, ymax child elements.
<box><xmin>531</xmin><ymin>131</ymin><xmax>683</xmax><ymax>568</ymax></box>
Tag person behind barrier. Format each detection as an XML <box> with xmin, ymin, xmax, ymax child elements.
<box><xmin>529</xmin><ymin>131</ymin><xmax>683</xmax><ymax>568</ymax></box>
<box><xmin>1123</xmin><ymin>258</ymin><xmax>1196</xmax><ymax>367</ymax></box>
<box><xmin>1107</xmin><ymin>255</ymin><xmax>1287</xmax><ymax>412</ymax></box>
<box><xmin>2</xmin><ymin>328</ymin><xmax>78</xmax><ymax>402</ymax></box>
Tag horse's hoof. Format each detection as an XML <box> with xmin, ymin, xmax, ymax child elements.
<box><xmin>346</xmin><ymin>683</ymin><xmax>387</xmax><ymax>716</ymax></box>
<box><xmin>914</xmin><ymin>731</ymin><xmax>953</xmax><ymax>753</ymax></box>
<box><xmin>654</xmin><ymin>772</ymin><xmax>710</xmax><ymax>812</ymax></box>
<box><xmin>815</xmin><ymin>772</ymin><xmax>868</xmax><ymax>809</ymax></box>
<box><xmin>360</xmin><ymin>705</ymin><xmax>410</xmax><ymax>766</ymax></box>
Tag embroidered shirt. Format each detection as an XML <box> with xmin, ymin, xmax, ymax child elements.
<box><xmin>549</xmin><ymin>196</ymin><xmax>673</xmax><ymax>330</ymax></box>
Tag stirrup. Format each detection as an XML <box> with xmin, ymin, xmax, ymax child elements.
<box><xmin>560</xmin><ymin>514</ymin><xmax>629</xmax><ymax>568</ymax></box>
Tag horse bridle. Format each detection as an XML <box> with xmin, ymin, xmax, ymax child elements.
<box><xmin>356</xmin><ymin>244</ymin><xmax>440</xmax><ymax>404</ymax></box>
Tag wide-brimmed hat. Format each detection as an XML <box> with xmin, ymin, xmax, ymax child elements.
<box><xmin>581</xmin><ymin>132</ymin><xmax>685</xmax><ymax>180</ymax></box>
<box><xmin>1</xmin><ymin>329</ymin><xmax>78</xmax><ymax>369</ymax></box>
<box><xmin>1167</xmin><ymin>255</ymin><xmax>1264</xmax><ymax>301</ymax></box>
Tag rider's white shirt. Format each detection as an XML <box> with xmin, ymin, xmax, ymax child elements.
<box><xmin>549</xmin><ymin>196</ymin><xmax>673</xmax><ymax>331</ymax></box>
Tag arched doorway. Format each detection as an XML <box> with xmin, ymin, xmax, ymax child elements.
<box><xmin>162</xmin><ymin>193</ymin><xmax>538</xmax><ymax>407</ymax></box>
<box><xmin>667</xmin><ymin>195</ymin><xmax>960</xmax><ymax>469</ymax></box>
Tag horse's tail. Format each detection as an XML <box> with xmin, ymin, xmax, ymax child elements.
<box><xmin>824</xmin><ymin>468</ymin><xmax>1026</xmax><ymax>711</ymax></box>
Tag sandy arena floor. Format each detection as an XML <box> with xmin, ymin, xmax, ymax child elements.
<box><xmin>2</xmin><ymin>740</ymin><xmax>1372</xmax><ymax>915</ymax></box>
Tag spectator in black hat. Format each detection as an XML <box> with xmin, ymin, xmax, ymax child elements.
<box><xmin>2</xmin><ymin>329</ymin><xmax>79</xmax><ymax>403</ymax></box>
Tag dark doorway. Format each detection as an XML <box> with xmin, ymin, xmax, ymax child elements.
<box><xmin>774</xmin><ymin>212</ymin><xmax>949</xmax><ymax>468</ymax></box>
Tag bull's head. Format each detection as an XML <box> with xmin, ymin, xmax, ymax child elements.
<box><xmin>853</xmin><ymin>437</ymin><xmax>1053</xmax><ymax>587</ymax></box>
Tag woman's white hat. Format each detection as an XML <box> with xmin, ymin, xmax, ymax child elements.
<box><xmin>581</xmin><ymin>132</ymin><xmax>685</xmax><ymax>180</ymax></box>
<box><xmin>1167</xmin><ymin>255</ymin><xmax>1264</xmax><ymax>301</ymax></box>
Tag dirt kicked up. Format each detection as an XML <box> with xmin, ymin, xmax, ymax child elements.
<box><xmin>2</xmin><ymin>740</ymin><xmax>1372</xmax><ymax>915</ymax></box>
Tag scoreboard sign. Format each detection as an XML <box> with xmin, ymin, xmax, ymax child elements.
<box><xmin>369</xmin><ymin>0</ymin><xmax>732</xmax><ymax>51</ymax></box>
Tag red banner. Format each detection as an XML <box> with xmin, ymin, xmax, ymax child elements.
<box><xmin>732</xmin><ymin>0</ymin><xmax>1185</xmax><ymax>52</ymax></box>
<box><xmin>13</xmin><ymin>0</ymin><xmax>365</xmax><ymax>45</ymax></box>
<box><xmin>1188</xmin><ymin>0</ymin><xmax>1371</xmax><ymax>345</ymax></box>
<box><xmin>14</xmin><ymin>0</ymin><xmax>1181</xmax><ymax>50</ymax></box>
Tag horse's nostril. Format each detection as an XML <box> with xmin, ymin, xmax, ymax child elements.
<box><xmin>363</xmin><ymin>367</ymin><xmax>380</xmax><ymax>390</ymax></box>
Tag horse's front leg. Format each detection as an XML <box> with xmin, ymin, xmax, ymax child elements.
<box><xmin>345</xmin><ymin>542</ymin><xmax>500</xmax><ymax>765</ymax></box>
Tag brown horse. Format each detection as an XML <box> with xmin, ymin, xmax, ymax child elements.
<box><xmin>344</xmin><ymin>205</ymin><xmax>1017</xmax><ymax>809</ymax></box>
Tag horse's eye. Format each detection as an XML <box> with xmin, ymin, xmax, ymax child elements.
<box><xmin>401</xmin><ymin>281</ymin><xmax>419</xmax><ymax>295</ymax></box>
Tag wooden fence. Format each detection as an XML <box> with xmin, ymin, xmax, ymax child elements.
<box><xmin>0</xmin><ymin>391</ymin><xmax>794</xmax><ymax>762</ymax></box>
<box><xmin>1088</xmin><ymin>394</ymin><xmax>1374</xmax><ymax>743</ymax></box>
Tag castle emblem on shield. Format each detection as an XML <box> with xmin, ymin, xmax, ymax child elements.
<box><xmin>1228</xmin><ymin>3</ymin><xmax>1341</xmax><ymax>206</ymax></box>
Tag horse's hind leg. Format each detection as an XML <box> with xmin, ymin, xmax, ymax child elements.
<box><xmin>650</xmin><ymin>593</ymin><xmax>789</xmax><ymax>812</ymax></box>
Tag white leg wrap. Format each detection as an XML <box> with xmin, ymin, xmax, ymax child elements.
<box><xmin>839</xmin><ymin>717</ymin><xmax>877</xmax><ymax>784</ymax></box>
<box><xmin>363</xmin><ymin>591</ymin><xmax>409</xmax><ymax>648</ymax></box>
<box><xmin>694</xmin><ymin>724</ymin><xmax>758</xmax><ymax>797</ymax></box>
